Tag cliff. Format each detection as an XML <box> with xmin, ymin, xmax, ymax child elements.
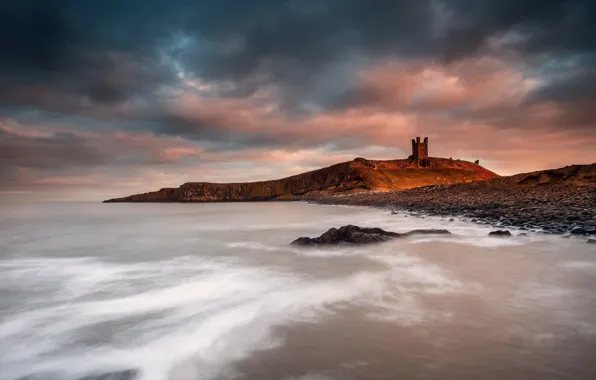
<box><xmin>103</xmin><ymin>157</ymin><xmax>498</xmax><ymax>203</ymax></box>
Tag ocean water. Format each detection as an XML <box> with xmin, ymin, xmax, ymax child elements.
<box><xmin>0</xmin><ymin>202</ymin><xmax>595</xmax><ymax>380</ymax></box>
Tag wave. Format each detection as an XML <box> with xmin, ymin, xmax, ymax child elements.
<box><xmin>0</xmin><ymin>254</ymin><xmax>386</xmax><ymax>380</ymax></box>
<box><xmin>0</xmin><ymin>242</ymin><xmax>477</xmax><ymax>380</ymax></box>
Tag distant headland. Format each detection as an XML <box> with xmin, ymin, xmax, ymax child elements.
<box><xmin>103</xmin><ymin>137</ymin><xmax>498</xmax><ymax>203</ymax></box>
<box><xmin>102</xmin><ymin>136</ymin><xmax>596</xmax><ymax>238</ymax></box>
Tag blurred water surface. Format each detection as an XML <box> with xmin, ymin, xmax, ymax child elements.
<box><xmin>0</xmin><ymin>202</ymin><xmax>595</xmax><ymax>380</ymax></box>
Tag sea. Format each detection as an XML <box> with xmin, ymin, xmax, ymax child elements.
<box><xmin>0</xmin><ymin>202</ymin><xmax>595</xmax><ymax>380</ymax></box>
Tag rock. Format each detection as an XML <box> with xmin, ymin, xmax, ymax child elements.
<box><xmin>587</xmin><ymin>239</ymin><xmax>596</xmax><ymax>244</ymax></box>
<box><xmin>584</xmin><ymin>226</ymin><xmax>596</xmax><ymax>234</ymax></box>
<box><xmin>489</xmin><ymin>230</ymin><xmax>512</xmax><ymax>237</ymax></box>
<box><xmin>291</xmin><ymin>237</ymin><xmax>313</xmax><ymax>245</ymax></box>
<box><xmin>291</xmin><ymin>225</ymin><xmax>451</xmax><ymax>246</ymax></box>
<box><xmin>570</xmin><ymin>227</ymin><xmax>587</xmax><ymax>235</ymax></box>
<box><xmin>518</xmin><ymin>233</ymin><xmax>528</xmax><ymax>236</ymax></box>
<box><xmin>449</xmin><ymin>218</ymin><xmax>455</xmax><ymax>222</ymax></box>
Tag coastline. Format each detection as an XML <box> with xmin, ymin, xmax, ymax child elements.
<box><xmin>298</xmin><ymin>173</ymin><xmax>596</xmax><ymax>239</ymax></box>
<box><xmin>102</xmin><ymin>162</ymin><xmax>596</xmax><ymax>240</ymax></box>
<box><xmin>102</xmin><ymin>157</ymin><xmax>497</xmax><ymax>203</ymax></box>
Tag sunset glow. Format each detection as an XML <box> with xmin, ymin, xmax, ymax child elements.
<box><xmin>1</xmin><ymin>1</ymin><xmax>595</xmax><ymax>201</ymax></box>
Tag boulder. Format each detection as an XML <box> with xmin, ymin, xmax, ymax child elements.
<box><xmin>291</xmin><ymin>225</ymin><xmax>451</xmax><ymax>246</ymax></box>
<box><xmin>587</xmin><ymin>238</ymin><xmax>596</xmax><ymax>244</ymax></box>
<box><xmin>570</xmin><ymin>227</ymin><xmax>587</xmax><ymax>235</ymax></box>
<box><xmin>489</xmin><ymin>230</ymin><xmax>512</xmax><ymax>237</ymax></box>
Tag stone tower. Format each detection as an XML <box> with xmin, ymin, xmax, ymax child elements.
<box><xmin>411</xmin><ymin>136</ymin><xmax>429</xmax><ymax>163</ymax></box>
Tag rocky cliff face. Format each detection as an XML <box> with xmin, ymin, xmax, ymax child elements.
<box><xmin>103</xmin><ymin>157</ymin><xmax>498</xmax><ymax>202</ymax></box>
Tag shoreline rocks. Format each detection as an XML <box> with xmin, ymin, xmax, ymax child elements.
<box><xmin>300</xmin><ymin>164</ymin><xmax>596</xmax><ymax>237</ymax></box>
<box><xmin>489</xmin><ymin>230</ymin><xmax>512</xmax><ymax>237</ymax></box>
<box><xmin>291</xmin><ymin>225</ymin><xmax>451</xmax><ymax>246</ymax></box>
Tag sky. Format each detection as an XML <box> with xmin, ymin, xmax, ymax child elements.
<box><xmin>1</xmin><ymin>0</ymin><xmax>595</xmax><ymax>201</ymax></box>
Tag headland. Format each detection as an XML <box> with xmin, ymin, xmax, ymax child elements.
<box><xmin>103</xmin><ymin>136</ymin><xmax>596</xmax><ymax>237</ymax></box>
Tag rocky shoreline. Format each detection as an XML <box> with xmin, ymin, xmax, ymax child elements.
<box><xmin>298</xmin><ymin>164</ymin><xmax>596</xmax><ymax>242</ymax></box>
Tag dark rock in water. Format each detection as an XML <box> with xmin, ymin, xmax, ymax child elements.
<box><xmin>570</xmin><ymin>227</ymin><xmax>587</xmax><ymax>235</ymax></box>
<box><xmin>518</xmin><ymin>233</ymin><xmax>528</xmax><ymax>236</ymax></box>
<box><xmin>449</xmin><ymin>218</ymin><xmax>455</xmax><ymax>222</ymax></box>
<box><xmin>291</xmin><ymin>225</ymin><xmax>451</xmax><ymax>246</ymax></box>
<box><xmin>292</xmin><ymin>237</ymin><xmax>313</xmax><ymax>246</ymax></box>
<box><xmin>489</xmin><ymin>230</ymin><xmax>512</xmax><ymax>237</ymax></box>
<box><xmin>584</xmin><ymin>226</ymin><xmax>596</xmax><ymax>234</ymax></box>
<box><xmin>587</xmin><ymin>238</ymin><xmax>596</xmax><ymax>244</ymax></box>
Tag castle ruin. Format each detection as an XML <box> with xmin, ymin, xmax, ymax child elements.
<box><xmin>411</xmin><ymin>136</ymin><xmax>429</xmax><ymax>166</ymax></box>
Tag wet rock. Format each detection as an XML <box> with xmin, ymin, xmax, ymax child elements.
<box><xmin>292</xmin><ymin>237</ymin><xmax>313</xmax><ymax>246</ymax></box>
<box><xmin>570</xmin><ymin>227</ymin><xmax>587</xmax><ymax>235</ymax></box>
<box><xmin>291</xmin><ymin>225</ymin><xmax>451</xmax><ymax>246</ymax></box>
<box><xmin>489</xmin><ymin>230</ymin><xmax>512</xmax><ymax>237</ymax></box>
<box><xmin>587</xmin><ymin>238</ymin><xmax>596</xmax><ymax>244</ymax></box>
<box><xmin>518</xmin><ymin>233</ymin><xmax>528</xmax><ymax>236</ymax></box>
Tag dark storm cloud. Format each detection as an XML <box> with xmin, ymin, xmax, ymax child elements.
<box><xmin>0</xmin><ymin>119</ymin><xmax>201</xmax><ymax>191</ymax></box>
<box><xmin>1</xmin><ymin>0</ymin><xmax>595</xmax><ymax>198</ymax></box>
<box><xmin>0</xmin><ymin>124</ymin><xmax>104</xmax><ymax>191</ymax></box>
<box><xmin>0</xmin><ymin>127</ymin><xmax>106</xmax><ymax>169</ymax></box>
<box><xmin>2</xmin><ymin>0</ymin><xmax>595</xmax><ymax>113</ymax></box>
<box><xmin>529</xmin><ymin>56</ymin><xmax>596</xmax><ymax>103</ymax></box>
<box><xmin>0</xmin><ymin>0</ymin><xmax>176</xmax><ymax>111</ymax></box>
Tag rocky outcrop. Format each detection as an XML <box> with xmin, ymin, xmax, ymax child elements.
<box><xmin>305</xmin><ymin>163</ymin><xmax>596</xmax><ymax>236</ymax></box>
<box><xmin>103</xmin><ymin>157</ymin><xmax>498</xmax><ymax>202</ymax></box>
<box><xmin>291</xmin><ymin>225</ymin><xmax>451</xmax><ymax>245</ymax></box>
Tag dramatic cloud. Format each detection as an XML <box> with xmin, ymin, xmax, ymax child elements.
<box><xmin>1</xmin><ymin>0</ymin><xmax>595</xmax><ymax>200</ymax></box>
